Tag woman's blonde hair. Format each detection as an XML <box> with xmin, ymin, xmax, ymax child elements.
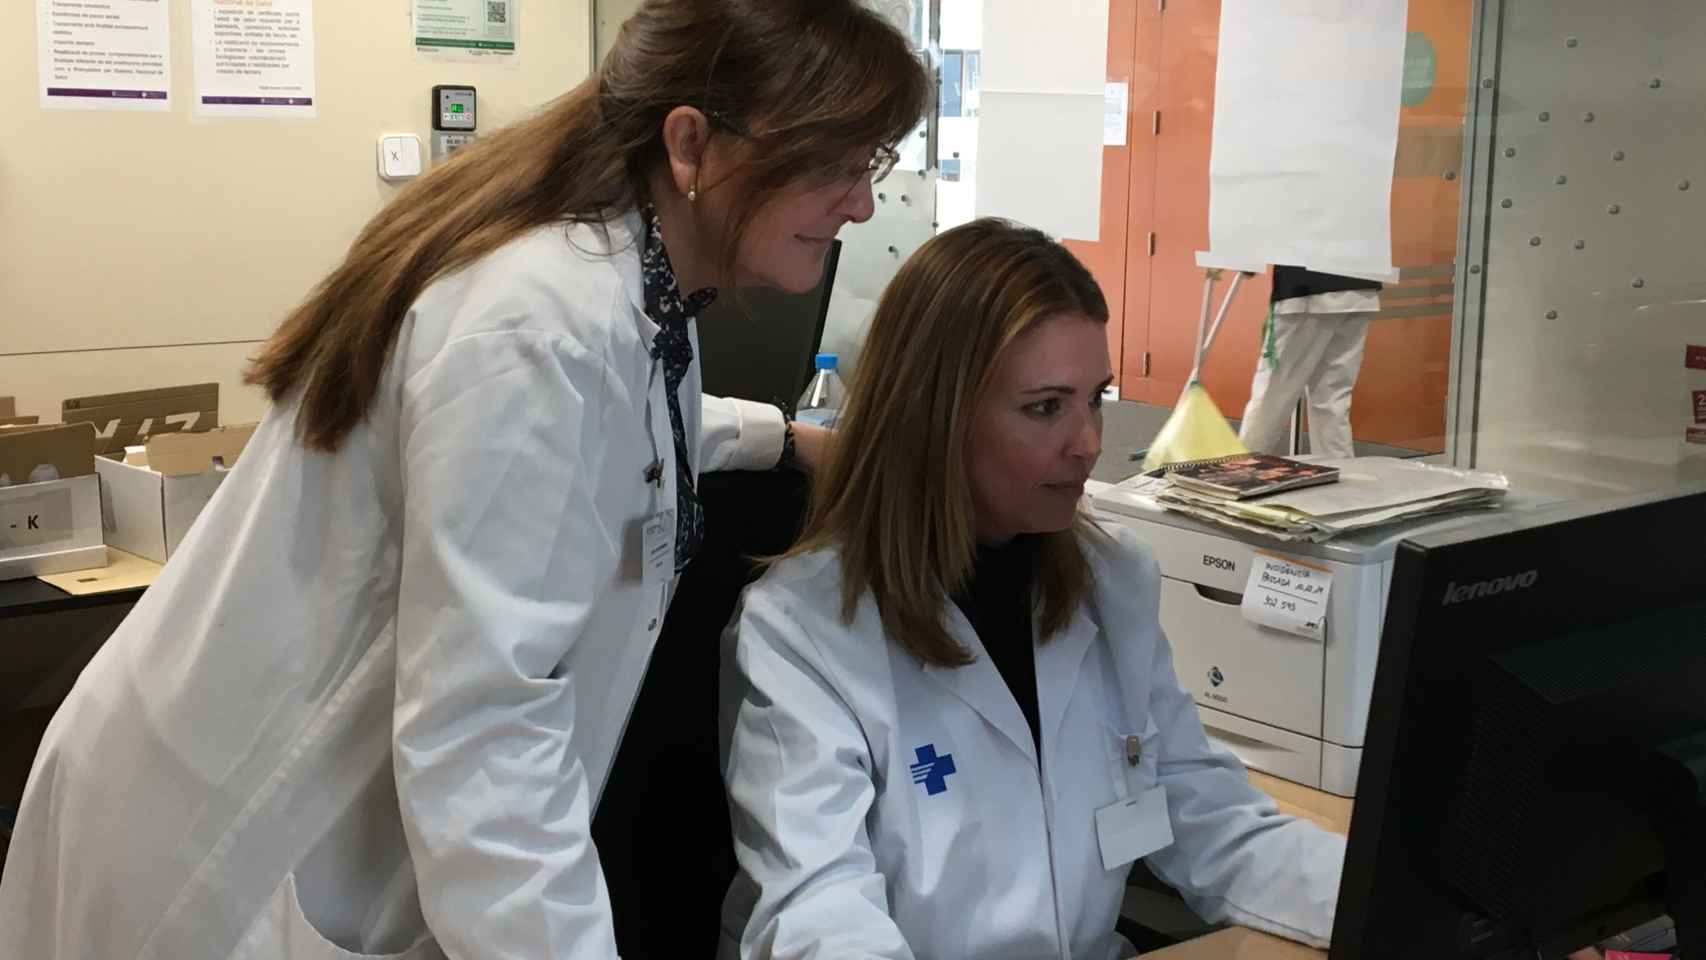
<box><xmin>788</xmin><ymin>218</ymin><xmax>1110</xmax><ymax>668</ymax></box>
<box><xmin>248</xmin><ymin>0</ymin><xmax>927</xmax><ymax>451</ymax></box>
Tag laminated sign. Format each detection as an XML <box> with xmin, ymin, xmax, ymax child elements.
<box><xmin>0</xmin><ymin>486</ymin><xmax>73</xmax><ymax>550</ymax></box>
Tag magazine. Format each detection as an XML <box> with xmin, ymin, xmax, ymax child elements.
<box><xmin>1161</xmin><ymin>453</ymin><xmax>1340</xmax><ymax>500</ymax></box>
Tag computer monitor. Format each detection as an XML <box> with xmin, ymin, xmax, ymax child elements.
<box><xmin>1332</xmin><ymin>488</ymin><xmax>1706</xmax><ymax>959</ymax></box>
<box><xmin>696</xmin><ymin>240</ymin><xmax>840</xmax><ymax>416</ymax></box>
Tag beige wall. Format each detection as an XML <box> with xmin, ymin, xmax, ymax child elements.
<box><xmin>2</xmin><ymin>1</ymin><xmax>589</xmax><ymax>424</ymax></box>
<box><xmin>593</xmin><ymin>0</ymin><xmax>645</xmax><ymax>64</ymax></box>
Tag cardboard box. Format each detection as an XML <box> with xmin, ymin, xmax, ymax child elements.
<box><xmin>0</xmin><ymin>397</ymin><xmax>14</xmax><ymax>418</ymax></box>
<box><xmin>0</xmin><ymin>422</ymin><xmax>97</xmax><ymax>486</ymax></box>
<box><xmin>96</xmin><ymin>423</ymin><xmax>255</xmax><ymax>563</ymax></box>
<box><xmin>0</xmin><ymin>423</ymin><xmax>105</xmax><ymax>581</ymax></box>
<box><xmin>62</xmin><ymin>383</ymin><xmax>220</xmax><ymax>457</ymax></box>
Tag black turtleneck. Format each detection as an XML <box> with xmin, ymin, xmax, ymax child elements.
<box><xmin>952</xmin><ymin>536</ymin><xmax>1042</xmax><ymax>753</ymax></box>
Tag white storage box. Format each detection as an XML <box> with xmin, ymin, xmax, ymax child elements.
<box><xmin>96</xmin><ymin>424</ymin><xmax>255</xmax><ymax>564</ymax></box>
<box><xmin>0</xmin><ymin>475</ymin><xmax>106</xmax><ymax>581</ymax></box>
<box><xmin>0</xmin><ymin>421</ymin><xmax>106</xmax><ymax>582</ymax></box>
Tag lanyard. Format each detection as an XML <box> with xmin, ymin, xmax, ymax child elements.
<box><xmin>642</xmin><ymin>351</ymin><xmax>666</xmax><ymax>495</ymax></box>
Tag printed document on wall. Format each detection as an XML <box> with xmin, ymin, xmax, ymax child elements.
<box><xmin>982</xmin><ymin>0</ymin><xmax>1107</xmax><ymax>95</ymax></box>
<box><xmin>976</xmin><ymin>91</ymin><xmax>1103</xmax><ymax>242</ymax></box>
<box><xmin>37</xmin><ymin>0</ymin><xmax>171</xmax><ymax>111</ymax></box>
<box><xmin>192</xmin><ymin>0</ymin><xmax>318</xmax><ymax>118</ymax></box>
<box><xmin>1203</xmin><ymin>0</ymin><xmax>1407</xmax><ymax>280</ymax></box>
<box><xmin>1104</xmin><ymin>82</ymin><xmax>1129</xmax><ymax>146</ymax></box>
<box><xmin>415</xmin><ymin>0</ymin><xmax>518</xmax><ymax>61</ymax></box>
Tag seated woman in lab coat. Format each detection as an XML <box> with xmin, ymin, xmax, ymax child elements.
<box><xmin>720</xmin><ymin>219</ymin><xmax>1346</xmax><ymax>960</ymax></box>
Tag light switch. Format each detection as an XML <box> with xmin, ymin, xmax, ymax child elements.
<box><xmin>378</xmin><ymin>134</ymin><xmax>423</xmax><ymax>181</ymax></box>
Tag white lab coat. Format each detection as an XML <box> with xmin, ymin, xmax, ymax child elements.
<box><xmin>720</xmin><ymin>524</ymin><xmax>1344</xmax><ymax>960</ymax></box>
<box><xmin>0</xmin><ymin>212</ymin><xmax>784</xmax><ymax>960</ymax></box>
<box><xmin>1239</xmin><ymin>290</ymin><xmax>1380</xmax><ymax>460</ymax></box>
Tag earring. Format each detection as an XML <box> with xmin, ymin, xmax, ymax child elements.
<box><xmin>688</xmin><ymin>184</ymin><xmax>699</xmax><ymax>203</ymax></box>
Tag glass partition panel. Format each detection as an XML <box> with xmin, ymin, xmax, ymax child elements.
<box><xmin>1456</xmin><ymin>0</ymin><xmax>1706</xmax><ymax>499</ymax></box>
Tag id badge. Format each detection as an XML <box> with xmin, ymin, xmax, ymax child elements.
<box><xmin>1095</xmin><ymin>784</ymin><xmax>1174</xmax><ymax>870</ymax></box>
<box><xmin>642</xmin><ymin>510</ymin><xmax>675</xmax><ymax>586</ymax></box>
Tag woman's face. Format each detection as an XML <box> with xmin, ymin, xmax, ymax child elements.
<box><xmin>965</xmin><ymin>314</ymin><xmax>1112</xmax><ymax>543</ymax></box>
<box><xmin>729</xmin><ymin>151</ymin><xmax>882</xmax><ymax>293</ymax></box>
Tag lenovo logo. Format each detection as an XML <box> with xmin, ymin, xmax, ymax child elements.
<box><xmin>1442</xmin><ymin>570</ymin><xmax>1540</xmax><ymax>606</ymax></box>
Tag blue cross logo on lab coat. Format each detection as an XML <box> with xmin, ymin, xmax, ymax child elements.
<box><xmin>910</xmin><ymin>744</ymin><xmax>957</xmax><ymax>796</ymax></box>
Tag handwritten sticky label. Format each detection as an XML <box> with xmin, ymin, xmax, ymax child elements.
<box><xmin>1241</xmin><ymin>551</ymin><xmax>1332</xmax><ymax>641</ymax></box>
<box><xmin>1687</xmin><ymin>344</ymin><xmax>1706</xmax><ymax>370</ymax></box>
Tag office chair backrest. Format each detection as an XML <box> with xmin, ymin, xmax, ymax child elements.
<box><xmin>696</xmin><ymin>241</ymin><xmax>840</xmax><ymax>416</ymax></box>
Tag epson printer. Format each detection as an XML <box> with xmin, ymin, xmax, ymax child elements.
<box><xmin>1090</xmin><ymin>475</ymin><xmax>1541</xmax><ymax>797</ymax></box>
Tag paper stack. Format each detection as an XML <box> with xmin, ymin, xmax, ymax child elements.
<box><xmin>1152</xmin><ymin>457</ymin><xmax>1509</xmax><ymax>542</ymax></box>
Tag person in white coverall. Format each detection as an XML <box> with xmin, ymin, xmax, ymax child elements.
<box><xmin>720</xmin><ymin>220</ymin><xmax>1346</xmax><ymax>960</ymax></box>
<box><xmin>0</xmin><ymin>3</ymin><xmax>927</xmax><ymax>958</ymax></box>
<box><xmin>1239</xmin><ymin>265</ymin><xmax>1382</xmax><ymax>460</ymax></box>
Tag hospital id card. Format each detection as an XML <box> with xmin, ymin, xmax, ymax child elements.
<box><xmin>1095</xmin><ymin>785</ymin><xmax>1174</xmax><ymax>870</ymax></box>
<box><xmin>642</xmin><ymin>510</ymin><xmax>674</xmax><ymax>586</ymax></box>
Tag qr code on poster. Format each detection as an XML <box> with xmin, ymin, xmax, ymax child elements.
<box><xmin>486</xmin><ymin>1</ymin><xmax>508</xmax><ymax>24</ymax></box>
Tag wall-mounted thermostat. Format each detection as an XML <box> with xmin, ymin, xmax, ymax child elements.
<box><xmin>432</xmin><ymin>84</ymin><xmax>477</xmax><ymax>162</ymax></box>
<box><xmin>377</xmin><ymin>133</ymin><xmax>423</xmax><ymax>181</ymax></box>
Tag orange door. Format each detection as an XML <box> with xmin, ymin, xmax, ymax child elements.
<box><xmin>1062</xmin><ymin>0</ymin><xmax>1142</xmax><ymax>388</ymax></box>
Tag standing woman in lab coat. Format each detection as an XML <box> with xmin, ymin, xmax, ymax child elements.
<box><xmin>720</xmin><ymin>219</ymin><xmax>1345</xmax><ymax>960</ymax></box>
<box><xmin>0</xmin><ymin>3</ymin><xmax>926</xmax><ymax>959</ymax></box>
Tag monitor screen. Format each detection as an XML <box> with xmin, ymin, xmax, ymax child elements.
<box><xmin>1332</xmin><ymin>489</ymin><xmax>1706</xmax><ymax>959</ymax></box>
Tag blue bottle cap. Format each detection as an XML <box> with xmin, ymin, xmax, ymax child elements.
<box><xmin>814</xmin><ymin>353</ymin><xmax>838</xmax><ymax>370</ymax></box>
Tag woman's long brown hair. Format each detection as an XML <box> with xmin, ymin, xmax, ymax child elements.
<box><xmin>784</xmin><ymin>219</ymin><xmax>1111</xmax><ymax>668</ymax></box>
<box><xmin>247</xmin><ymin>0</ymin><xmax>927</xmax><ymax>451</ymax></box>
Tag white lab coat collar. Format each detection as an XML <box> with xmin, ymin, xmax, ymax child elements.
<box><xmin>925</xmin><ymin>583</ymin><xmax>1102</xmax><ymax>768</ymax></box>
<box><xmin>563</xmin><ymin>208</ymin><xmax>654</xmax><ymax>346</ymax></box>
<box><xmin>1035</xmin><ymin>604</ymin><xmax>1100</xmax><ymax>763</ymax></box>
<box><xmin>600</xmin><ymin>207</ymin><xmax>648</xmax><ymax>317</ymax></box>
<box><xmin>1082</xmin><ymin>524</ymin><xmax>1159</xmax><ymax>713</ymax></box>
<box><xmin>927</xmin><ymin>607</ymin><xmax>1038</xmax><ymax>765</ymax></box>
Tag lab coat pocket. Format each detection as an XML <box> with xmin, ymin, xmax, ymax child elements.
<box><xmin>230</xmin><ymin>873</ymin><xmax>444</xmax><ymax>960</ymax></box>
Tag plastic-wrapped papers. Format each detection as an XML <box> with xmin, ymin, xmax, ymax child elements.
<box><xmin>1151</xmin><ymin>457</ymin><xmax>1511</xmax><ymax>543</ymax></box>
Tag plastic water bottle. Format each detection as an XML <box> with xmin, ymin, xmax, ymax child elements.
<box><xmin>796</xmin><ymin>353</ymin><xmax>846</xmax><ymax>427</ymax></box>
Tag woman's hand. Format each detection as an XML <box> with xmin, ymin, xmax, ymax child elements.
<box><xmin>789</xmin><ymin>421</ymin><xmax>833</xmax><ymax>476</ymax></box>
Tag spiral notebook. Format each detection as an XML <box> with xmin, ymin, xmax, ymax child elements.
<box><xmin>1159</xmin><ymin>453</ymin><xmax>1340</xmax><ymax>501</ymax></box>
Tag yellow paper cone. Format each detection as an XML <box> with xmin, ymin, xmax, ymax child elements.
<box><xmin>1141</xmin><ymin>383</ymin><xmax>1247</xmax><ymax>473</ymax></box>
